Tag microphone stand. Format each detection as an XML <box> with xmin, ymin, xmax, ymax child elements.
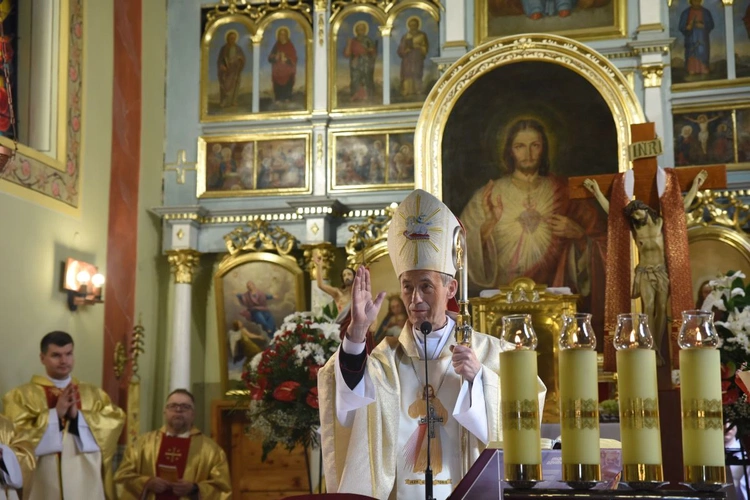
<box><xmin>420</xmin><ymin>321</ymin><xmax>434</xmax><ymax>500</ymax></box>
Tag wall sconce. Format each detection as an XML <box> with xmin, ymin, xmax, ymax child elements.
<box><xmin>63</xmin><ymin>258</ymin><xmax>105</xmax><ymax>311</ymax></box>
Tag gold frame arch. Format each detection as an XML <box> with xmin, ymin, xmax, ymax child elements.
<box><xmin>414</xmin><ymin>34</ymin><xmax>645</xmax><ymax>197</ymax></box>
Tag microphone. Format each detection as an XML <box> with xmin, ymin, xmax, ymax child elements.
<box><xmin>420</xmin><ymin>321</ymin><xmax>432</xmax><ymax>336</ymax></box>
<box><xmin>420</xmin><ymin>321</ymin><xmax>434</xmax><ymax>500</ymax></box>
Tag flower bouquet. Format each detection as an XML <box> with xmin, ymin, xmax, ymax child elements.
<box><xmin>701</xmin><ymin>271</ymin><xmax>750</xmax><ymax>437</ymax></box>
<box><xmin>242</xmin><ymin>311</ymin><xmax>341</xmax><ymax>460</ymax></box>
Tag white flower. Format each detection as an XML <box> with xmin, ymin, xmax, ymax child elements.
<box><xmin>317</xmin><ymin>322</ymin><xmax>342</xmax><ymax>340</ymax></box>
<box><xmin>732</xmin><ymin>287</ymin><xmax>747</xmax><ymax>298</ymax></box>
<box><xmin>249</xmin><ymin>353</ymin><xmax>262</xmax><ymax>371</ymax></box>
<box><xmin>701</xmin><ymin>290</ymin><xmax>727</xmax><ymax>312</ymax></box>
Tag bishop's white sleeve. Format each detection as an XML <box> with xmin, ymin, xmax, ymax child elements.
<box><xmin>35</xmin><ymin>410</ymin><xmax>64</xmax><ymax>456</ymax></box>
<box><xmin>334</xmin><ymin>339</ymin><xmax>376</xmax><ymax>427</ymax></box>
<box><xmin>452</xmin><ymin>368</ymin><xmax>489</xmax><ymax>445</ymax></box>
<box><xmin>0</xmin><ymin>444</ymin><xmax>23</xmax><ymax>488</ymax></box>
<box><xmin>72</xmin><ymin>413</ymin><xmax>101</xmax><ymax>453</ymax></box>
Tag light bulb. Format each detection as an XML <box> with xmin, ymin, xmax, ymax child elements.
<box><xmin>76</xmin><ymin>270</ymin><xmax>91</xmax><ymax>284</ymax></box>
<box><xmin>91</xmin><ymin>273</ymin><xmax>105</xmax><ymax>287</ymax></box>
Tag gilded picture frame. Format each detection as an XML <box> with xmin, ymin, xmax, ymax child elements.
<box><xmin>415</xmin><ymin>33</ymin><xmax>644</xmax><ymax>340</ymax></box>
<box><xmin>329</xmin><ymin>1</ymin><xmax>441</xmax><ymax>113</ymax></box>
<box><xmin>474</xmin><ymin>0</ymin><xmax>626</xmax><ymax>45</ymax></box>
<box><xmin>215</xmin><ymin>250</ymin><xmax>306</xmax><ymax>395</ymax></box>
<box><xmin>200</xmin><ymin>10</ymin><xmax>313</xmax><ymax>122</ymax></box>
<box><xmin>197</xmin><ymin>131</ymin><xmax>312</xmax><ymax>198</ymax></box>
<box><xmin>328</xmin><ymin>127</ymin><xmax>415</xmax><ymax>192</ymax></box>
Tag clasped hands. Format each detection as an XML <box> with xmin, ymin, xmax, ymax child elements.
<box><xmin>55</xmin><ymin>384</ymin><xmax>80</xmax><ymax>421</ymax></box>
<box><xmin>346</xmin><ymin>267</ymin><xmax>482</xmax><ymax>382</ymax></box>
<box><xmin>146</xmin><ymin>478</ymin><xmax>197</xmax><ymax>496</ymax></box>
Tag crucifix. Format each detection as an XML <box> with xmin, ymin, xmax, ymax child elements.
<box><xmin>420</xmin><ymin>404</ymin><xmax>444</xmax><ymax>439</ymax></box>
<box><xmin>568</xmin><ymin>122</ymin><xmax>726</xmax><ymax>378</ymax></box>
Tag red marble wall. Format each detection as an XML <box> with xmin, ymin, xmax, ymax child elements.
<box><xmin>102</xmin><ymin>0</ymin><xmax>142</xmax><ymax>408</ymax></box>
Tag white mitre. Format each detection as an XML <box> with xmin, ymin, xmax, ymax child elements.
<box><xmin>387</xmin><ymin>189</ymin><xmax>460</xmax><ymax>278</ymax></box>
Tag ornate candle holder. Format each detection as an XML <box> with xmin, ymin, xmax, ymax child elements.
<box><xmin>678</xmin><ymin>310</ymin><xmax>726</xmax><ymax>491</ymax></box>
<box><xmin>559</xmin><ymin>313</ymin><xmax>601</xmax><ymax>489</ymax></box>
<box><xmin>499</xmin><ymin>314</ymin><xmax>542</xmax><ymax>489</ymax></box>
<box><xmin>614</xmin><ymin>313</ymin><xmax>664</xmax><ymax>490</ymax></box>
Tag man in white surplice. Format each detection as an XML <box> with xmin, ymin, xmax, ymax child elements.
<box><xmin>319</xmin><ymin>189</ymin><xmax>547</xmax><ymax>499</ymax></box>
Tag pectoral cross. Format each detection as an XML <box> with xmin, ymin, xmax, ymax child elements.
<box><xmin>420</xmin><ymin>405</ymin><xmax>444</xmax><ymax>439</ymax></box>
<box><xmin>165</xmin><ymin>447</ymin><xmax>183</xmax><ymax>463</ymax></box>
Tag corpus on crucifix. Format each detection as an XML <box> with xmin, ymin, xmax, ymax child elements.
<box><xmin>568</xmin><ymin>123</ymin><xmax>726</xmax><ymax>374</ymax></box>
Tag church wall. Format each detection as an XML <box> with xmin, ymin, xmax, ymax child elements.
<box><xmin>0</xmin><ymin>0</ymin><xmax>115</xmax><ymax>399</ymax></box>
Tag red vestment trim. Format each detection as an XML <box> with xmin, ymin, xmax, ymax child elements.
<box><xmin>155</xmin><ymin>434</ymin><xmax>191</xmax><ymax>500</ymax></box>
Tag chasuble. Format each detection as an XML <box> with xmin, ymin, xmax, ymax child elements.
<box><xmin>115</xmin><ymin>426</ymin><xmax>231</xmax><ymax>500</ymax></box>
<box><xmin>0</xmin><ymin>415</ymin><xmax>34</xmax><ymax>500</ymax></box>
<box><xmin>319</xmin><ymin>319</ymin><xmax>547</xmax><ymax>499</ymax></box>
<box><xmin>2</xmin><ymin>375</ymin><xmax>125</xmax><ymax>500</ymax></box>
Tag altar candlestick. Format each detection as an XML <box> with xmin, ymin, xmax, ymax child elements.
<box><xmin>679</xmin><ymin>310</ymin><xmax>725</xmax><ymax>486</ymax></box>
<box><xmin>614</xmin><ymin>313</ymin><xmax>663</xmax><ymax>484</ymax></box>
<box><xmin>499</xmin><ymin>314</ymin><xmax>542</xmax><ymax>484</ymax></box>
<box><xmin>559</xmin><ymin>313</ymin><xmax>601</xmax><ymax>484</ymax></box>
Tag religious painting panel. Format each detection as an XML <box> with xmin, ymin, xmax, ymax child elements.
<box><xmin>1</xmin><ymin>0</ymin><xmax>17</xmax><ymax>140</ymax></box>
<box><xmin>389</xmin><ymin>7</ymin><xmax>439</xmax><ymax>106</ymax></box>
<box><xmin>475</xmin><ymin>0</ymin><xmax>626</xmax><ymax>45</ymax></box>
<box><xmin>329</xmin><ymin>128</ymin><xmax>415</xmax><ymax>192</ymax></box>
<box><xmin>440</xmin><ymin>60</ymin><xmax>617</xmax><ymax>336</ymax></box>
<box><xmin>332</xmin><ymin>10</ymin><xmax>385</xmax><ymax>111</ymax></box>
<box><xmin>197</xmin><ymin>132</ymin><xmax>311</xmax><ymax>198</ymax></box>
<box><xmin>258</xmin><ymin>14</ymin><xmax>311</xmax><ymax>113</ymax></box>
<box><xmin>668</xmin><ymin>0</ymin><xmax>728</xmax><ymax>87</ymax></box>
<box><xmin>201</xmin><ymin>16</ymin><xmax>255</xmax><ymax>121</ymax></box>
<box><xmin>215</xmin><ymin>252</ymin><xmax>306</xmax><ymax>394</ymax></box>
<box><xmin>673</xmin><ymin>108</ymin><xmax>735</xmax><ymax>166</ymax></box>
<box><xmin>737</xmin><ymin>107</ymin><xmax>750</xmax><ymax>163</ymax></box>
<box><xmin>734</xmin><ymin>0</ymin><xmax>750</xmax><ymax>79</ymax></box>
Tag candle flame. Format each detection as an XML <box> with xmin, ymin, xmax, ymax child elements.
<box><xmin>629</xmin><ymin>330</ymin><xmax>636</xmax><ymax>346</ymax></box>
<box><xmin>514</xmin><ymin>332</ymin><xmax>523</xmax><ymax>346</ymax></box>
<box><xmin>572</xmin><ymin>331</ymin><xmax>579</xmax><ymax>345</ymax></box>
<box><xmin>695</xmin><ymin>328</ymin><xmax>702</xmax><ymax>344</ymax></box>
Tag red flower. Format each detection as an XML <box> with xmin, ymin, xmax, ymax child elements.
<box><xmin>306</xmin><ymin>387</ymin><xmax>319</xmax><ymax>409</ymax></box>
<box><xmin>309</xmin><ymin>365</ymin><xmax>321</xmax><ymax>380</ymax></box>
<box><xmin>249</xmin><ymin>378</ymin><xmax>268</xmax><ymax>400</ymax></box>
<box><xmin>723</xmin><ymin>380</ymin><xmax>740</xmax><ymax>405</ymax></box>
<box><xmin>273</xmin><ymin>381</ymin><xmax>300</xmax><ymax>402</ymax></box>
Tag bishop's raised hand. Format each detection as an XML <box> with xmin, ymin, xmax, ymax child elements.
<box><xmin>346</xmin><ymin>266</ymin><xmax>385</xmax><ymax>343</ymax></box>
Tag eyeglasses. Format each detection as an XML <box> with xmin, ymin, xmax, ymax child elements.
<box><xmin>166</xmin><ymin>403</ymin><xmax>194</xmax><ymax>411</ymax></box>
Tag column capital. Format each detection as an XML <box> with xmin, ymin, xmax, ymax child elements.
<box><xmin>640</xmin><ymin>64</ymin><xmax>664</xmax><ymax>88</ymax></box>
<box><xmin>166</xmin><ymin>249</ymin><xmax>202</xmax><ymax>284</ymax></box>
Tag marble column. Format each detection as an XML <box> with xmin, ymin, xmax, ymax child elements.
<box><xmin>103</xmin><ymin>0</ymin><xmax>142</xmax><ymax>406</ymax></box>
<box><xmin>166</xmin><ymin>249</ymin><xmax>201</xmax><ymax>391</ymax></box>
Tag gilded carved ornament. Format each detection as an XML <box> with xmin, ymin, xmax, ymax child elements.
<box><xmin>167</xmin><ymin>249</ymin><xmax>202</xmax><ymax>284</ymax></box>
<box><xmin>686</xmin><ymin>189</ymin><xmax>750</xmax><ymax>232</ymax></box>
<box><xmin>223</xmin><ymin>219</ymin><xmax>297</xmax><ymax>257</ymax></box>
<box><xmin>344</xmin><ymin>205</ymin><xmax>395</xmax><ymax>268</ymax></box>
<box><xmin>330</xmin><ymin>0</ymin><xmax>442</xmax><ymax>22</ymax></box>
<box><xmin>302</xmin><ymin>242</ymin><xmax>337</xmax><ymax>280</ymax></box>
<box><xmin>206</xmin><ymin>0</ymin><xmax>312</xmax><ymax>26</ymax></box>
<box><xmin>640</xmin><ymin>64</ymin><xmax>664</xmax><ymax>88</ymax></box>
